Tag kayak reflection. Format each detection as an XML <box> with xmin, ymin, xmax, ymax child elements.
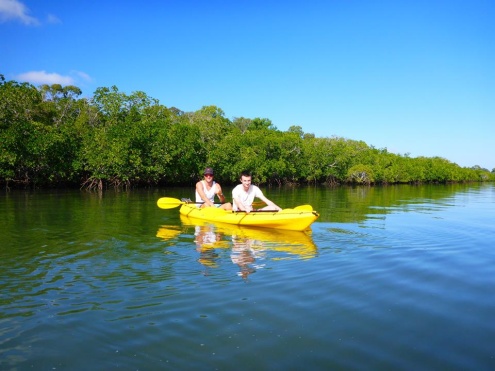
<box><xmin>155</xmin><ymin>225</ymin><xmax>182</xmax><ymax>241</ymax></box>
<box><xmin>180</xmin><ymin>215</ymin><xmax>318</xmax><ymax>279</ymax></box>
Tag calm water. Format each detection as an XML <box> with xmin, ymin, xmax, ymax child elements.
<box><xmin>1</xmin><ymin>184</ymin><xmax>494</xmax><ymax>370</ymax></box>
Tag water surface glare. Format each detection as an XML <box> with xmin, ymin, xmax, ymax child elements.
<box><xmin>1</xmin><ymin>184</ymin><xmax>494</xmax><ymax>370</ymax></box>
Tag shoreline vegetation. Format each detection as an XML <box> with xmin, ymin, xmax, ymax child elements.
<box><xmin>1</xmin><ymin>74</ymin><xmax>493</xmax><ymax>190</ymax></box>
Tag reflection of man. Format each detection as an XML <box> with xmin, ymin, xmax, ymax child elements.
<box><xmin>230</xmin><ymin>236</ymin><xmax>265</xmax><ymax>280</ymax></box>
<box><xmin>194</xmin><ymin>226</ymin><xmax>219</xmax><ymax>246</ymax></box>
<box><xmin>194</xmin><ymin>225</ymin><xmax>222</xmax><ymax>270</ymax></box>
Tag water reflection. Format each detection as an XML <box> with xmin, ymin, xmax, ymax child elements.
<box><xmin>192</xmin><ymin>222</ymin><xmax>229</xmax><ymax>270</ymax></box>
<box><xmin>155</xmin><ymin>225</ymin><xmax>182</xmax><ymax>242</ymax></box>
<box><xmin>156</xmin><ymin>216</ymin><xmax>318</xmax><ymax>279</ymax></box>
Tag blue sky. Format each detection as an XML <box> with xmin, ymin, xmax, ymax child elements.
<box><xmin>2</xmin><ymin>0</ymin><xmax>494</xmax><ymax>169</ymax></box>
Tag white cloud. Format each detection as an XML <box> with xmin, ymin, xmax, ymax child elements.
<box><xmin>46</xmin><ymin>13</ymin><xmax>61</xmax><ymax>24</ymax></box>
<box><xmin>16</xmin><ymin>70</ymin><xmax>94</xmax><ymax>87</ymax></box>
<box><xmin>72</xmin><ymin>70</ymin><xmax>93</xmax><ymax>83</ymax></box>
<box><xmin>0</xmin><ymin>0</ymin><xmax>39</xmax><ymax>25</ymax></box>
<box><xmin>16</xmin><ymin>71</ymin><xmax>74</xmax><ymax>85</ymax></box>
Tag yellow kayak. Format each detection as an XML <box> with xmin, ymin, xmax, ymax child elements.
<box><xmin>178</xmin><ymin>202</ymin><xmax>319</xmax><ymax>231</ymax></box>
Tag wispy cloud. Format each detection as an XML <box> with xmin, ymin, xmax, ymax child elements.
<box><xmin>0</xmin><ymin>0</ymin><xmax>39</xmax><ymax>25</ymax></box>
<box><xmin>46</xmin><ymin>13</ymin><xmax>61</xmax><ymax>24</ymax></box>
<box><xmin>16</xmin><ymin>71</ymin><xmax>75</xmax><ymax>85</ymax></box>
<box><xmin>72</xmin><ymin>70</ymin><xmax>93</xmax><ymax>83</ymax></box>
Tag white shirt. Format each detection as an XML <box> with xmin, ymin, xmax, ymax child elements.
<box><xmin>232</xmin><ymin>184</ymin><xmax>264</xmax><ymax>211</ymax></box>
<box><xmin>195</xmin><ymin>180</ymin><xmax>218</xmax><ymax>203</ymax></box>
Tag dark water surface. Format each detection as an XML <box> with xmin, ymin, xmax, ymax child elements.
<box><xmin>1</xmin><ymin>184</ymin><xmax>494</xmax><ymax>370</ymax></box>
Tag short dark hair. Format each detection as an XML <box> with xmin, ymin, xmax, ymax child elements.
<box><xmin>240</xmin><ymin>170</ymin><xmax>251</xmax><ymax>178</ymax></box>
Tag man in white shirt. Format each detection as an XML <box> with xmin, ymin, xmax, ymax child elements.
<box><xmin>232</xmin><ymin>170</ymin><xmax>282</xmax><ymax>213</ymax></box>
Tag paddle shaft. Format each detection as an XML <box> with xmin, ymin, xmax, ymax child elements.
<box><xmin>157</xmin><ymin>196</ymin><xmax>264</xmax><ymax>210</ymax></box>
<box><xmin>157</xmin><ymin>197</ymin><xmax>202</xmax><ymax>209</ymax></box>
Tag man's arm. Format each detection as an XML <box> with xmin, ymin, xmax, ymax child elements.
<box><xmin>215</xmin><ymin>183</ymin><xmax>226</xmax><ymax>203</ymax></box>
<box><xmin>257</xmin><ymin>192</ymin><xmax>282</xmax><ymax>211</ymax></box>
<box><xmin>232</xmin><ymin>187</ymin><xmax>252</xmax><ymax>212</ymax></box>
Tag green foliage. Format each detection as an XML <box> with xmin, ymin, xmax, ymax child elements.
<box><xmin>0</xmin><ymin>75</ymin><xmax>493</xmax><ymax>189</ymax></box>
<box><xmin>347</xmin><ymin>164</ymin><xmax>375</xmax><ymax>185</ymax></box>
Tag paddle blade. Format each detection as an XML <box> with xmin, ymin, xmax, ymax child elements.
<box><xmin>277</xmin><ymin>205</ymin><xmax>314</xmax><ymax>213</ymax></box>
<box><xmin>294</xmin><ymin>205</ymin><xmax>314</xmax><ymax>212</ymax></box>
<box><xmin>157</xmin><ymin>197</ymin><xmax>184</xmax><ymax>209</ymax></box>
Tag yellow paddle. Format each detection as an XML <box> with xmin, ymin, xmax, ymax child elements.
<box><xmin>233</xmin><ymin>204</ymin><xmax>315</xmax><ymax>213</ymax></box>
<box><xmin>157</xmin><ymin>197</ymin><xmax>268</xmax><ymax>210</ymax></box>
<box><xmin>292</xmin><ymin>205</ymin><xmax>314</xmax><ymax>212</ymax></box>
<box><xmin>157</xmin><ymin>197</ymin><xmax>201</xmax><ymax>209</ymax></box>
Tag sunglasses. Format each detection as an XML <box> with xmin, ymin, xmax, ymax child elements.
<box><xmin>204</xmin><ymin>174</ymin><xmax>213</xmax><ymax>177</ymax></box>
